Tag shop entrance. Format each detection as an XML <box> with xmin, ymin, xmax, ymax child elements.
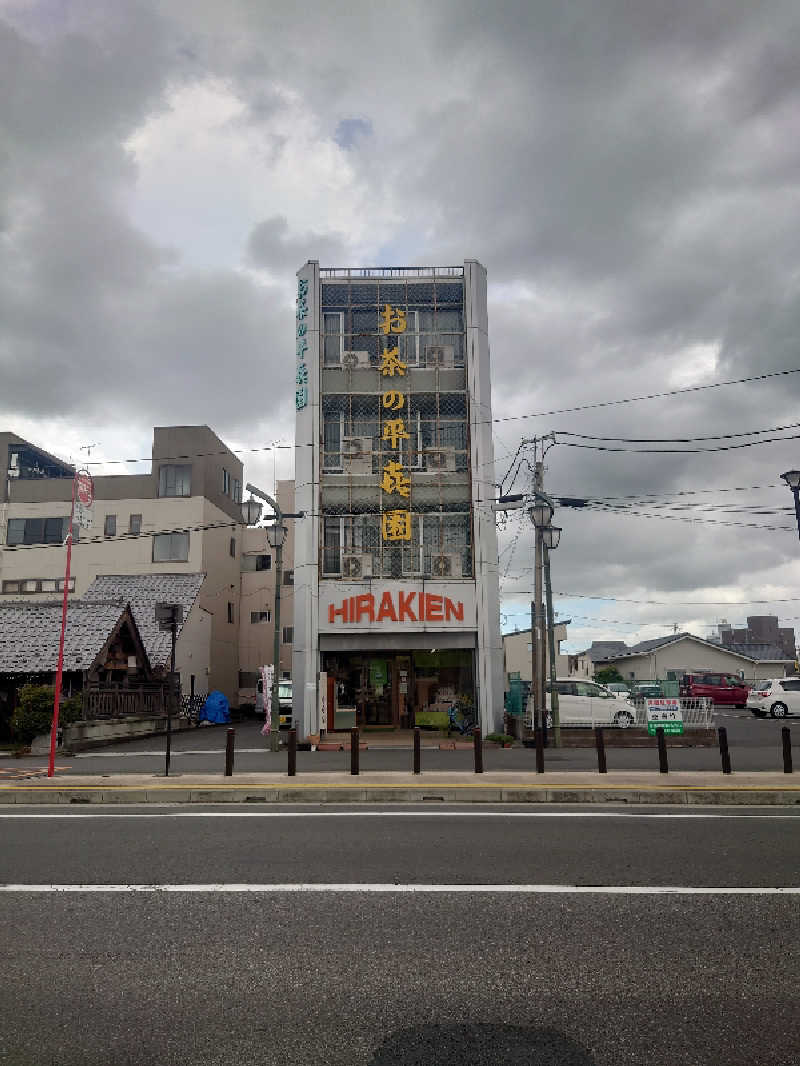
<box><xmin>321</xmin><ymin>649</ymin><xmax>474</xmax><ymax>732</ymax></box>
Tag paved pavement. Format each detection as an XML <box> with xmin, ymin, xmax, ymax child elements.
<box><xmin>1</xmin><ymin>714</ymin><xmax>796</xmax><ymax>776</ymax></box>
<box><xmin>1</xmin><ymin>805</ymin><xmax>798</xmax><ymax>1064</ymax></box>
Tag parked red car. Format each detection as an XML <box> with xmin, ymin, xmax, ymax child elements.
<box><xmin>679</xmin><ymin>672</ymin><xmax>749</xmax><ymax>707</ymax></box>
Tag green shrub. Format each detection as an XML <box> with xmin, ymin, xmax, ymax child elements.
<box><xmin>485</xmin><ymin>732</ymin><xmax>514</xmax><ymax>745</ymax></box>
<box><xmin>11</xmin><ymin>684</ymin><xmax>82</xmax><ymax>746</ymax></box>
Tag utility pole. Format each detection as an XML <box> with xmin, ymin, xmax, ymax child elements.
<box><xmin>532</xmin><ymin>451</ymin><xmax>545</xmax><ymax>741</ymax></box>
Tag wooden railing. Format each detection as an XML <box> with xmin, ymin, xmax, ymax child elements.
<box><xmin>81</xmin><ymin>687</ymin><xmax>168</xmax><ymax>720</ymax></box>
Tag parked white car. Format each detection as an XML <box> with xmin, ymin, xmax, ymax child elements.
<box><xmin>746</xmin><ymin>678</ymin><xmax>800</xmax><ymax>718</ymax></box>
<box><xmin>544</xmin><ymin>679</ymin><xmax>636</xmax><ymax>728</ymax></box>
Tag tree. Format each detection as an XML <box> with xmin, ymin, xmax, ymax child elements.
<box><xmin>596</xmin><ymin>666</ymin><xmax>625</xmax><ymax>686</ymax></box>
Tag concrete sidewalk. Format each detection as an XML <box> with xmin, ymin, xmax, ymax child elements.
<box><xmin>1</xmin><ymin>770</ymin><xmax>800</xmax><ymax>805</ymax></box>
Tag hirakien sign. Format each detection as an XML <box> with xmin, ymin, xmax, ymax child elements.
<box><xmin>319</xmin><ymin>583</ymin><xmax>477</xmax><ymax>632</ymax></box>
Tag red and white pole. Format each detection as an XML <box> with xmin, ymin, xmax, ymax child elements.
<box><xmin>48</xmin><ymin>474</ymin><xmax>77</xmax><ymax>777</ymax></box>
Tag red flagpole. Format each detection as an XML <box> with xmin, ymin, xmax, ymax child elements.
<box><xmin>48</xmin><ymin>473</ymin><xmax>76</xmax><ymax>778</ymax></box>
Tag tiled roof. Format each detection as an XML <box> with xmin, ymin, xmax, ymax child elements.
<box><xmin>724</xmin><ymin>642</ymin><xmax>792</xmax><ymax>661</ymax></box>
<box><xmin>629</xmin><ymin>633</ymin><xmax>692</xmax><ymax>654</ymax></box>
<box><xmin>0</xmin><ymin>600</ymin><xmax>125</xmax><ymax>673</ymax></box>
<box><xmin>83</xmin><ymin>573</ymin><xmax>205</xmax><ymax>667</ymax></box>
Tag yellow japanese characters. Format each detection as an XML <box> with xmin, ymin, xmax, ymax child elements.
<box><xmin>379</xmin><ymin>304</ymin><xmax>411</xmax><ymax>541</ymax></box>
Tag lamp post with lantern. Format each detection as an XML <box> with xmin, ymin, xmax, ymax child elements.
<box><xmin>780</xmin><ymin>470</ymin><xmax>800</xmax><ymax>540</ymax></box>
<box><xmin>243</xmin><ymin>484</ymin><xmax>304</xmax><ymax>753</ymax></box>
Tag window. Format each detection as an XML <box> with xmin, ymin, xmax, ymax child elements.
<box><xmin>229</xmin><ymin>537</ymin><xmax>236</xmax><ymax>558</ymax></box>
<box><xmin>232</xmin><ymin>478</ymin><xmax>241</xmax><ymax>504</ymax></box>
<box><xmin>324</xmin><ymin>311</ymin><xmax>344</xmax><ymax>365</ymax></box>
<box><xmin>780</xmin><ymin>679</ymin><xmax>800</xmax><ymax>691</ymax></box>
<box><xmin>158</xmin><ymin>464</ymin><xmax>191</xmax><ymax>497</ymax></box>
<box><xmin>58</xmin><ymin>577</ymin><xmax>76</xmax><ymax>592</ymax></box>
<box><xmin>223</xmin><ymin>469</ymin><xmax>231</xmax><ymax>496</ymax></box>
<box><xmin>241</xmin><ymin>554</ymin><xmax>272</xmax><ymax>572</ymax></box>
<box><xmin>6</xmin><ymin>516</ymin><xmax>72</xmax><ymax>546</ymax></box>
<box><xmin>283</xmin><ymin>570</ymin><xmax>294</xmax><ymax>586</ymax></box>
<box><xmin>2</xmin><ymin>577</ymin><xmax>73</xmax><ymax>594</ymax></box>
<box><xmin>282</xmin><ymin>626</ymin><xmax>294</xmax><ymax>645</ymax></box>
<box><xmin>556</xmin><ymin>681</ymin><xmax>577</xmax><ymax>696</ymax></box>
<box><xmin>152</xmin><ymin>532</ymin><xmax>189</xmax><ymax>562</ymax></box>
<box><xmin>2</xmin><ymin>581</ymin><xmax>20</xmax><ymax>593</ymax></box>
<box><xmin>104</xmin><ymin>514</ymin><xmax>116</xmax><ymax>538</ymax></box>
<box><xmin>227</xmin><ymin>602</ymin><xmax>234</xmax><ymax>624</ymax></box>
<box><xmin>250</xmin><ymin>610</ymin><xmax>271</xmax><ymax>624</ymax></box>
<box><xmin>129</xmin><ymin>514</ymin><xmax>142</xmax><ymax>535</ymax></box>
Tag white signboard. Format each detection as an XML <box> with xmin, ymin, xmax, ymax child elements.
<box><xmin>646</xmin><ymin>697</ymin><xmax>684</xmax><ymax>735</ymax></box>
<box><xmin>260</xmin><ymin>664</ymin><xmax>274</xmax><ymax>736</ymax></box>
<box><xmin>318</xmin><ymin>581</ymin><xmax>477</xmax><ymax>632</ymax></box>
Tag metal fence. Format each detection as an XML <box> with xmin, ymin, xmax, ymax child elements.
<box><xmin>523</xmin><ymin>697</ymin><xmax>714</xmax><ymax>730</ymax></box>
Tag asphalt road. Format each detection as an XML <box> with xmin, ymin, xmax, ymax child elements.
<box><xmin>1</xmin><ymin>713</ymin><xmax>796</xmax><ymax>776</ymax></box>
<box><xmin>1</xmin><ymin>805</ymin><xmax>798</xmax><ymax>1065</ymax></box>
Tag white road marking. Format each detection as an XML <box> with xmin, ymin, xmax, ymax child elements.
<box><xmin>0</xmin><ymin>810</ymin><xmax>798</xmax><ymax>820</ymax></box>
<box><xmin>72</xmin><ymin>749</ymin><xmax>270</xmax><ymax>757</ymax></box>
<box><xmin>0</xmin><ymin>883</ymin><xmax>797</xmax><ymax>894</ymax></box>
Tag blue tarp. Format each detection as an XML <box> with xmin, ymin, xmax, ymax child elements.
<box><xmin>199</xmin><ymin>690</ymin><xmax>230</xmax><ymax>724</ymax></box>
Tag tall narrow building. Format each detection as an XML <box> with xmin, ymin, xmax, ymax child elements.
<box><xmin>292</xmin><ymin>262</ymin><xmax>502</xmax><ymax>738</ymax></box>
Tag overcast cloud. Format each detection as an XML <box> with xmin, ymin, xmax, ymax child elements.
<box><xmin>2</xmin><ymin>0</ymin><xmax>800</xmax><ymax>649</ymax></box>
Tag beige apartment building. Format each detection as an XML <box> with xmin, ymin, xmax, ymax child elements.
<box><xmin>0</xmin><ymin>427</ymin><xmax>246</xmax><ymax>704</ymax></box>
<box><xmin>502</xmin><ymin>624</ymin><xmax>570</xmax><ymax>687</ymax></box>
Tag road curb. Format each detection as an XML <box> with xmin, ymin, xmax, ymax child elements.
<box><xmin>2</xmin><ymin>781</ymin><xmax>800</xmax><ymax>805</ymax></box>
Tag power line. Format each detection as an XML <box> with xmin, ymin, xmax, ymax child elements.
<box><xmin>555</xmin><ymin>421</ymin><xmax>800</xmax><ymax>444</ymax></box>
<box><xmin>557</xmin><ymin>431</ymin><xmax>800</xmax><ymax>454</ymax></box>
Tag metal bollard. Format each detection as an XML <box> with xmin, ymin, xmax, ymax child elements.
<box><xmin>473</xmin><ymin>727</ymin><xmax>483</xmax><ymax>774</ymax></box>
<box><xmin>595</xmin><ymin>727</ymin><xmax>607</xmax><ymax>774</ymax></box>
<box><xmin>656</xmin><ymin>727</ymin><xmax>668</xmax><ymax>773</ymax></box>
<box><xmin>224</xmin><ymin>727</ymin><xmax>235</xmax><ymax>777</ymax></box>
<box><xmin>718</xmin><ymin>726</ymin><xmax>732</xmax><ymax>775</ymax></box>
<box><xmin>288</xmin><ymin>728</ymin><xmax>297</xmax><ymax>777</ymax></box>
<box><xmin>350</xmin><ymin>727</ymin><xmax>359</xmax><ymax>776</ymax></box>
<box><xmin>413</xmin><ymin>727</ymin><xmax>421</xmax><ymax>775</ymax></box>
<box><xmin>535</xmin><ymin>728</ymin><xmax>545</xmax><ymax>774</ymax></box>
<box><xmin>782</xmin><ymin>727</ymin><xmax>793</xmax><ymax>774</ymax></box>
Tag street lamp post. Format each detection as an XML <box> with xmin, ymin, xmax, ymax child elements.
<box><xmin>781</xmin><ymin>471</ymin><xmax>800</xmax><ymax>539</ymax></box>
<box><xmin>244</xmin><ymin>484</ymin><xmax>304</xmax><ymax>753</ymax></box>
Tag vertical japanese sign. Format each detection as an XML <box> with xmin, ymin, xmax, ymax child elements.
<box><xmin>296</xmin><ymin>278</ymin><xmax>309</xmax><ymax>410</ymax></box>
<box><xmin>74</xmin><ymin>469</ymin><xmax>94</xmax><ymax>530</ymax></box>
<box><xmin>260</xmin><ymin>664</ymin><xmax>274</xmax><ymax>736</ymax></box>
<box><xmin>379</xmin><ymin>304</ymin><xmax>412</xmax><ymax>544</ymax></box>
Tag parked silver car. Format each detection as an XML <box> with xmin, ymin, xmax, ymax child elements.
<box><xmin>545</xmin><ymin>679</ymin><xmax>636</xmax><ymax>728</ymax></box>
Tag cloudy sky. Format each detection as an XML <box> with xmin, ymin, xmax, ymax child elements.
<box><xmin>3</xmin><ymin>0</ymin><xmax>800</xmax><ymax>651</ymax></box>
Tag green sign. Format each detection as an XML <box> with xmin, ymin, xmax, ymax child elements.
<box><xmin>647</xmin><ymin>720</ymin><xmax>684</xmax><ymax>736</ymax></box>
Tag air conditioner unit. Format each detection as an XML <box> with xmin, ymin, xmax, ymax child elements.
<box><xmin>342</xmin><ymin>553</ymin><xmax>373</xmax><ymax>579</ymax></box>
<box><xmin>430</xmin><ymin>553</ymin><xmax>463</xmax><ymax>578</ymax></box>
<box><xmin>424</xmin><ymin>447</ymin><xmax>457</xmax><ymax>472</ymax></box>
<box><xmin>341</xmin><ymin>436</ymin><xmax>373</xmax><ymax>475</ymax></box>
<box><xmin>341</xmin><ymin>350</ymin><xmax>371</xmax><ymax>369</ymax></box>
<box><xmin>425</xmin><ymin>344</ymin><xmax>455</xmax><ymax>368</ymax></box>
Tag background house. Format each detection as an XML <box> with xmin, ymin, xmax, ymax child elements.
<box><xmin>502</xmin><ymin>622</ymin><xmax>570</xmax><ymax>687</ymax></box>
<box><xmin>595</xmin><ymin>631</ymin><xmax>795</xmax><ymax>683</ymax></box>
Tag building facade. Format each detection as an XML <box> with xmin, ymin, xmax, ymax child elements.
<box><xmin>0</xmin><ymin>426</ymin><xmax>244</xmax><ymax>704</ymax></box>
<box><xmin>597</xmin><ymin>632</ymin><xmax>794</xmax><ymax>683</ymax></box>
<box><xmin>292</xmin><ymin>261</ymin><xmax>502</xmax><ymax>739</ymax></box>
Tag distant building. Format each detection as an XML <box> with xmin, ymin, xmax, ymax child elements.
<box><xmin>716</xmin><ymin>615</ymin><xmax>796</xmax><ymax>662</ymax></box>
<box><xmin>502</xmin><ymin>623</ymin><xmax>570</xmax><ymax>687</ymax></box>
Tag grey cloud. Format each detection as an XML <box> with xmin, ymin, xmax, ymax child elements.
<box><xmin>247</xmin><ymin>215</ymin><xmax>351</xmax><ymax>273</ymax></box>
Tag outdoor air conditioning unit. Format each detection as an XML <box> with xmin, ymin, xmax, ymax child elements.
<box><xmin>424</xmin><ymin>447</ymin><xmax>457</xmax><ymax>472</ymax></box>
<box><xmin>425</xmin><ymin>344</ymin><xmax>455</xmax><ymax>368</ymax></box>
<box><xmin>342</xmin><ymin>553</ymin><xmax>373</xmax><ymax>579</ymax></box>
<box><xmin>341</xmin><ymin>350</ymin><xmax>371</xmax><ymax>369</ymax></box>
<box><xmin>431</xmin><ymin>553</ymin><xmax>463</xmax><ymax>578</ymax></box>
<box><xmin>341</xmin><ymin>436</ymin><xmax>373</xmax><ymax>475</ymax></box>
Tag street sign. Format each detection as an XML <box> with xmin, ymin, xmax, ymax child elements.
<box><xmin>74</xmin><ymin>469</ymin><xmax>94</xmax><ymax>530</ymax></box>
<box><xmin>155</xmin><ymin>603</ymin><xmax>183</xmax><ymax>629</ymax></box>
<box><xmin>646</xmin><ymin>698</ymin><xmax>684</xmax><ymax>735</ymax></box>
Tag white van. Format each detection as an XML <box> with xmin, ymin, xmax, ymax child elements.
<box><xmin>544</xmin><ymin>679</ymin><xmax>636</xmax><ymax>728</ymax></box>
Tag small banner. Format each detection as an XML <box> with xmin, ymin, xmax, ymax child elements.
<box><xmin>260</xmin><ymin>664</ymin><xmax>274</xmax><ymax>736</ymax></box>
